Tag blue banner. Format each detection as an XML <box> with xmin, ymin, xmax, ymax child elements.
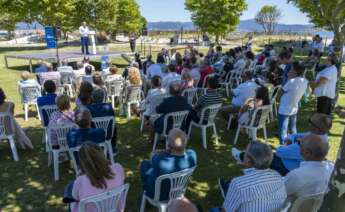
<box><xmin>45</xmin><ymin>26</ymin><xmax>56</xmax><ymax>48</ymax></box>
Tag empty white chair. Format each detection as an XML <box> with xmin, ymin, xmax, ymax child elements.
<box><xmin>152</xmin><ymin>111</ymin><xmax>189</xmax><ymax>151</ymax></box>
<box><xmin>105</xmin><ymin>80</ymin><xmax>124</xmax><ymax>109</ymax></box>
<box><xmin>0</xmin><ymin>112</ymin><xmax>19</xmax><ymax>161</ymax></box>
<box><xmin>140</xmin><ymin>167</ymin><xmax>196</xmax><ymax>212</ymax></box>
<box><xmin>181</xmin><ymin>88</ymin><xmax>198</xmax><ymax>106</ymax></box>
<box><xmin>188</xmin><ymin>103</ymin><xmax>222</xmax><ymax>149</ymax></box>
<box><xmin>289</xmin><ymin>192</ymin><xmax>324</xmax><ymax>212</ymax></box>
<box><xmin>19</xmin><ymin>85</ymin><xmax>41</xmax><ymax>121</ymax></box>
<box><xmin>78</xmin><ymin>183</ymin><xmax>130</xmax><ymax>212</ymax></box>
<box><xmin>47</xmin><ymin>123</ymin><xmax>77</xmax><ymax>181</ymax></box>
<box><xmin>139</xmin><ymin>93</ymin><xmax>168</xmax><ymax>132</ymax></box>
<box><xmin>233</xmin><ymin>105</ymin><xmax>271</xmax><ymax>144</ymax></box>
<box><xmin>121</xmin><ymin>85</ymin><xmax>142</xmax><ymax>120</ymax></box>
<box><xmin>92</xmin><ymin>117</ymin><xmax>116</xmax><ymax>164</ymax></box>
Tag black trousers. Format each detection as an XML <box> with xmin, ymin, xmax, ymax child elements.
<box><xmin>317</xmin><ymin>96</ymin><xmax>333</xmax><ymax>115</ymax></box>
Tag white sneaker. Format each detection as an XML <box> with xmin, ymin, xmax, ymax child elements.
<box><xmin>231</xmin><ymin>148</ymin><xmax>243</xmax><ymax>164</ymax></box>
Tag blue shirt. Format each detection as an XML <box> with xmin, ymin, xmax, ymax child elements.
<box><xmin>142</xmin><ymin>149</ymin><xmax>197</xmax><ymax>200</ymax></box>
<box><xmin>38</xmin><ymin>93</ymin><xmax>57</xmax><ymax>126</ymax></box>
<box><xmin>67</xmin><ymin>128</ymin><xmax>106</xmax><ymax>148</ymax></box>
<box><xmin>86</xmin><ymin>103</ymin><xmax>115</xmax><ymax>140</ymax></box>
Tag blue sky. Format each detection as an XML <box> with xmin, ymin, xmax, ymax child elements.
<box><xmin>137</xmin><ymin>0</ymin><xmax>310</xmax><ymax>25</ymax></box>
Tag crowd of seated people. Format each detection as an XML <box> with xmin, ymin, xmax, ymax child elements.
<box><xmin>1</xmin><ymin>37</ymin><xmax>341</xmax><ymax>211</ymax></box>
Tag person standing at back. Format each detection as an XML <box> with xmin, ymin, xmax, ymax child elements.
<box><xmin>79</xmin><ymin>22</ymin><xmax>90</xmax><ymax>55</ymax></box>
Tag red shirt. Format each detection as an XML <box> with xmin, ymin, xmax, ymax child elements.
<box><xmin>176</xmin><ymin>65</ymin><xmax>183</xmax><ymax>74</ymax></box>
<box><xmin>200</xmin><ymin>65</ymin><xmax>214</xmax><ymax>83</ymax></box>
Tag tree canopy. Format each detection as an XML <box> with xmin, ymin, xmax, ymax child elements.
<box><xmin>185</xmin><ymin>0</ymin><xmax>247</xmax><ymax>43</ymax></box>
<box><xmin>255</xmin><ymin>5</ymin><xmax>282</xmax><ymax>35</ymax></box>
<box><xmin>0</xmin><ymin>0</ymin><xmax>145</xmax><ymax>36</ymax></box>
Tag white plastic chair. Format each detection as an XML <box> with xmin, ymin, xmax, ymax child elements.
<box><xmin>280</xmin><ymin>201</ymin><xmax>291</xmax><ymax>212</ymax></box>
<box><xmin>0</xmin><ymin>112</ymin><xmax>19</xmax><ymax>161</ymax></box>
<box><xmin>289</xmin><ymin>192</ymin><xmax>324</xmax><ymax>212</ymax></box>
<box><xmin>121</xmin><ymin>85</ymin><xmax>142</xmax><ymax>120</ymax></box>
<box><xmin>59</xmin><ymin>70</ymin><xmax>74</xmax><ymax>97</ymax></box>
<box><xmin>219</xmin><ymin>71</ymin><xmax>232</xmax><ymax>97</ymax></box>
<box><xmin>188</xmin><ymin>104</ymin><xmax>222</xmax><ymax>149</ymax></box>
<box><xmin>269</xmin><ymin>85</ymin><xmax>281</xmax><ymax>119</ymax></box>
<box><xmin>139</xmin><ymin>93</ymin><xmax>168</xmax><ymax>132</ymax></box>
<box><xmin>152</xmin><ymin>111</ymin><xmax>189</xmax><ymax>151</ymax></box>
<box><xmin>202</xmin><ymin>73</ymin><xmax>216</xmax><ymax>88</ymax></box>
<box><xmin>92</xmin><ymin>117</ymin><xmax>116</xmax><ymax>164</ymax></box>
<box><xmin>140</xmin><ymin>167</ymin><xmax>196</xmax><ymax>212</ymax></box>
<box><xmin>181</xmin><ymin>88</ymin><xmax>198</xmax><ymax>106</ymax></box>
<box><xmin>47</xmin><ymin>123</ymin><xmax>77</xmax><ymax>181</ymax></box>
<box><xmin>105</xmin><ymin>80</ymin><xmax>124</xmax><ymax>109</ymax></box>
<box><xmin>39</xmin><ymin>105</ymin><xmax>59</xmax><ymax>151</ymax></box>
<box><xmin>19</xmin><ymin>85</ymin><xmax>41</xmax><ymax>121</ymax></box>
<box><xmin>233</xmin><ymin>105</ymin><xmax>271</xmax><ymax>144</ymax></box>
<box><xmin>78</xmin><ymin>183</ymin><xmax>130</xmax><ymax>212</ymax></box>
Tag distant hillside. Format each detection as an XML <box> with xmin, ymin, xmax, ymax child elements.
<box><xmin>146</xmin><ymin>19</ymin><xmax>315</xmax><ymax>32</ymax></box>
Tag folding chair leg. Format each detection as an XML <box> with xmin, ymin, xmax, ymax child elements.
<box><xmin>201</xmin><ymin>126</ymin><xmax>207</xmax><ymax>149</ymax></box>
<box><xmin>226</xmin><ymin>115</ymin><xmax>233</xmax><ymax>130</ymax></box>
<box><xmin>187</xmin><ymin>123</ymin><xmax>193</xmax><ymax>139</ymax></box>
<box><xmin>234</xmin><ymin>126</ymin><xmax>240</xmax><ymax>144</ymax></box>
<box><xmin>53</xmin><ymin>151</ymin><xmax>59</xmax><ymax>181</ymax></box>
<box><xmin>106</xmin><ymin>141</ymin><xmax>115</xmax><ymax>164</ymax></box>
<box><xmin>159</xmin><ymin>204</ymin><xmax>167</xmax><ymax>212</ymax></box>
<box><xmin>127</xmin><ymin>104</ymin><xmax>131</xmax><ymax>120</ymax></box>
<box><xmin>140</xmin><ymin>115</ymin><xmax>145</xmax><ymax>133</ymax></box>
<box><xmin>152</xmin><ymin>133</ymin><xmax>158</xmax><ymax>152</ymax></box>
<box><xmin>8</xmin><ymin>136</ymin><xmax>19</xmax><ymax>161</ymax></box>
<box><xmin>263</xmin><ymin>126</ymin><xmax>268</xmax><ymax>142</ymax></box>
<box><xmin>24</xmin><ymin>103</ymin><xmax>28</xmax><ymax>121</ymax></box>
<box><xmin>251</xmin><ymin>129</ymin><xmax>257</xmax><ymax>140</ymax></box>
<box><xmin>36</xmin><ymin>103</ymin><xmax>41</xmax><ymax>121</ymax></box>
<box><xmin>139</xmin><ymin>194</ymin><xmax>146</xmax><ymax>212</ymax></box>
<box><xmin>212</xmin><ymin>124</ymin><xmax>219</xmax><ymax>145</ymax></box>
<box><xmin>111</xmin><ymin>96</ymin><xmax>115</xmax><ymax>109</ymax></box>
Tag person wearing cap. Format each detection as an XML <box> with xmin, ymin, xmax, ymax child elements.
<box><xmin>284</xmin><ymin>134</ymin><xmax>333</xmax><ymax>202</ymax></box>
<box><xmin>140</xmin><ymin>128</ymin><xmax>197</xmax><ymax>201</ymax></box>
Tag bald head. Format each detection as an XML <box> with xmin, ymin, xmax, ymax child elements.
<box><xmin>167</xmin><ymin>128</ymin><xmax>187</xmax><ymax>154</ymax></box>
<box><xmin>300</xmin><ymin>134</ymin><xmax>329</xmax><ymax>161</ymax></box>
<box><xmin>167</xmin><ymin>198</ymin><xmax>198</xmax><ymax>212</ymax></box>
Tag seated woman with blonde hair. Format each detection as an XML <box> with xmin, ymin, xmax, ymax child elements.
<box><xmin>63</xmin><ymin>143</ymin><xmax>125</xmax><ymax>212</ymax></box>
<box><xmin>0</xmin><ymin>88</ymin><xmax>34</xmax><ymax>149</ymax></box>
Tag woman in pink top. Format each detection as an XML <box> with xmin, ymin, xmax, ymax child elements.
<box><xmin>64</xmin><ymin>143</ymin><xmax>125</xmax><ymax>212</ymax></box>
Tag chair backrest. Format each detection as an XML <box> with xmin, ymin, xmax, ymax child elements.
<box><xmin>79</xmin><ymin>183</ymin><xmax>130</xmax><ymax>212</ymax></box>
<box><xmin>153</xmin><ymin>167</ymin><xmax>196</xmax><ymax>202</ymax></box>
<box><xmin>248</xmin><ymin>105</ymin><xmax>271</xmax><ymax>128</ymax></box>
<box><xmin>19</xmin><ymin>86</ymin><xmax>41</xmax><ymax>104</ymax></box>
<box><xmin>125</xmin><ymin>85</ymin><xmax>142</xmax><ymax>103</ymax></box>
<box><xmin>290</xmin><ymin>192</ymin><xmax>325</xmax><ymax>212</ymax></box>
<box><xmin>106</xmin><ymin>80</ymin><xmax>123</xmax><ymax>98</ymax></box>
<box><xmin>162</xmin><ymin>111</ymin><xmax>189</xmax><ymax>135</ymax></box>
<box><xmin>59</xmin><ymin>71</ymin><xmax>74</xmax><ymax>84</ymax></box>
<box><xmin>0</xmin><ymin>112</ymin><xmax>14</xmax><ymax>138</ymax></box>
<box><xmin>198</xmin><ymin>103</ymin><xmax>222</xmax><ymax>125</ymax></box>
<box><xmin>39</xmin><ymin>105</ymin><xmax>59</xmax><ymax>127</ymax></box>
<box><xmin>148</xmin><ymin>93</ymin><xmax>168</xmax><ymax>115</ymax></box>
<box><xmin>270</xmin><ymin>85</ymin><xmax>281</xmax><ymax>104</ymax></box>
<box><xmin>181</xmin><ymin>88</ymin><xmax>198</xmax><ymax>105</ymax></box>
<box><xmin>92</xmin><ymin>116</ymin><xmax>115</xmax><ymax>140</ymax></box>
<box><xmin>202</xmin><ymin>74</ymin><xmax>216</xmax><ymax>88</ymax></box>
<box><xmin>47</xmin><ymin>123</ymin><xmax>77</xmax><ymax>150</ymax></box>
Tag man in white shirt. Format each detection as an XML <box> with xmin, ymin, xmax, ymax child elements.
<box><xmin>310</xmin><ymin>54</ymin><xmax>338</xmax><ymax>115</ymax></box>
<box><xmin>284</xmin><ymin>134</ymin><xmax>333</xmax><ymax>202</ymax></box>
<box><xmin>162</xmin><ymin>64</ymin><xmax>181</xmax><ymax>88</ymax></box>
<box><xmin>79</xmin><ymin>22</ymin><xmax>90</xmax><ymax>55</ymax></box>
<box><xmin>277</xmin><ymin>61</ymin><xmax>308</xmax><ymax>143</ymax></box>
<box><xmin>215</xmin><ymin>141</ymin><xmax>287</xmax><ymax>212</ymax></box>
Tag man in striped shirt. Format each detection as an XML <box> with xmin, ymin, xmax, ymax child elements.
<box><xmin>185</xmin><ymin>76</ymin><xmax>222</xmax><ymax>132</ymax></box>
<box><xmin>212</xmin><ymin>141</ymin><xmax>287</xmax><ymax>212</ymax></box>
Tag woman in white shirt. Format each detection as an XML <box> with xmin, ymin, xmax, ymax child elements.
<box><xmin>310</xmin><ymin>54</ymin><xmax>338</xmax><ymax>115</ymax></box>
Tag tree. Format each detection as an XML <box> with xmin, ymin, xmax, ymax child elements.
<box><xmin>115</xmin><ymin>0</ymin><xmax>146</xmax><ymax>34</ymax></box>
<box><xmin>287</xmin><ymin>1</ymin><xmax>345</xmax><ymax>211</ymax></box>
<box><xmin>255</xmin><ymin>5</ymin><xmax>282</xmax><ymax>35</ymax></box>
<box><xmin>185</xmin><ymin>0</ymin><xmax>247</xmax><ymax>43</ymax></box>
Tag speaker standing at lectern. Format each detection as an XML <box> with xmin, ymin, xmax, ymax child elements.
<box><xmin>79</xmin><ymin>22</ymin><xmax>90</xmax><ymax>55</ymax></box>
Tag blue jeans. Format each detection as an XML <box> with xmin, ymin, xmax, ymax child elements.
<box><xmin>81</xmin><ymin>36</ymin><xmax>89</xmax><ymax>54</ymax></box>
<box><xmin>278</xmin><ymin>113</ymin><xmax>297</xmax><ymax>144</ymax></box>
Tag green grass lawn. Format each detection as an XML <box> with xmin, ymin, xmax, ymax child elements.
<box><xmin>0</xmin><ymin>44</ymin><xmax>344</xmax><ymax>212</ymax></box>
